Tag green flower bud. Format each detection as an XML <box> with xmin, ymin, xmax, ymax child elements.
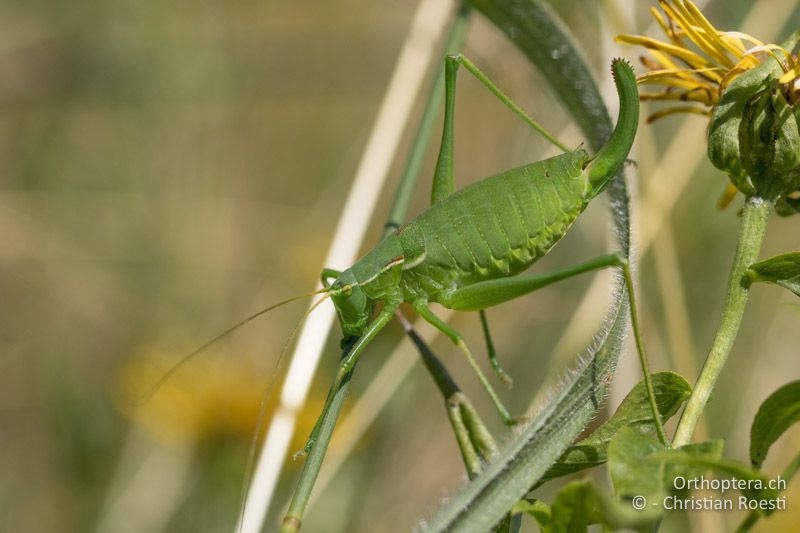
<box><xmin>739</xmin><ymin>87</ymin><xmax>800</xmax><ymax>197</ymax></box>
<box><xmin>707</xmin><ymin>46</ymin><xmax>800</xmax><ymax>214</ymax></box>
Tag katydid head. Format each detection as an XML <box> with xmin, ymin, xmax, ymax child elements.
<box><xmin>329</xmin><ymin>270</ymin><xmax>371</xmax><ymax>338</ymax></box>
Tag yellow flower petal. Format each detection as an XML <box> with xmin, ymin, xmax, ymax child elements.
<box><xmin>650</xmin><ymin>6</ymin><xmax>675</xmax><ymax>43</ymax></box>
<box><xmin>720</xmin><ymin>31</ymin><xmax>764</xmax><ymax>52</ymax></box>
<box><xmin>681</xmin><ymin>0</ymin><xmax>747</xmax><ymax>61</ymax></box>
<box><xmin>616</xmin><ymin>34</ymin><xmax>714</xmax><ymax>70</ymax></box>
<box><xmin>717</xmin><ymin>183</ymin><xmax>739</xmax><ymax>209</ymax></box>
<box><xmin>659</xmin><ymin>0</ymin><xmax>734</xmax><ymax>68</ymax></box>
<box><xmin>779</xmin><ymin>65</ymin><xmax>800</xmax><ymax>84</ymax></box>
<box><xmin>639</xmin><ymin>89</ymin><xmax>713</xmax><ymax>105</ymax></box>
<box><xmin>637</xmin><ymin>67</ymin><xmax>722</xmax><ymax>83</ymax></box>
<box><xmin>617</xmin><ymin>0</ymin><xmax>797</xmax><ymax>141</ymax></box>
<box><xmin>646</xmin><ymin>105</ymin><xmax>711</xmax><ymax>124</ymax></box>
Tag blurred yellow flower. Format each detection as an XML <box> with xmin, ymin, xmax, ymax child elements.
<box><xmin>616</xmin><ymin>0</ymin><xmax>800</xmax><ymax>207</ymax></box>
<box><xmin>117</xmin><ymin>350</ymin><xmax>325</xmax><ymax>453</ymax></box>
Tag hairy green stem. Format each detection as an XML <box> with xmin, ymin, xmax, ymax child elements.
<box><xmin>279</xmin><ymin>8</ymin><xmax>472</xmax><ymax>532</ymax></box>
<box><xmin>673</xmin><ymin>196</ymin><xmax>770</xmax><ymax>447</ymax></box>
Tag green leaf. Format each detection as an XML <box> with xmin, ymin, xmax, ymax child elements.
<box><xmin>750</xmin><ymin>380</ymin><xmax>800</xmax><ymax>468</ymax></box>
<box><xmin>512</xmin><ymin>499</ymin><xmax>551</xmax><ymax>527</ymax></box>
<box><xmin>608</xmin><ymin>427</ymin><xmax>667</xmax><ymax>502</ymax></box>
<box><xmin>649</xmin><ymin>450</ymin><xmax>776</xmax><ymax>506</ymax></box>
<box><xmin>748</xmin><ymin>252</ymin><xmax>800</xmax><ymax>297</ymax></box>
<box><xmin>607</xmin><ymin>429</ymin><xmax>727</xmax><ymax>515</ymax></box>
<box><xmin>426</xmin><ymin>1</ymin><xmax>634</xmax><ymax>530</ymax></box>
<box><xmin>531</xmin><ymin>478</ymin><xmax>662</xmax><ymax>531</ymax></box>
<box><xmin>516</xmin><ymin>482</ymin><xmax>599</xmax><ymax>533</ymax></box>
<box><xmin>548</xmin><ymin>480</ymin><xmax>598</xmax><ymax>533</ymax></box>
<box><xmin>592</xmin><ymin>488</ymin><xmax>662</xmax><ymax>531</ymax></box>
<box><xmin>541</xmin><ymin>372</ymin><xmax>691</xmax><ymax>483</ymax></box>
<box><xmin>662</xmin><ymin>440</ymin><xmax>725</xmax><ymax>498</ymax></box>
<box><xmin>605</xmin><ymin>429</ymin><xmax>782</xmax><ymax>524</ymax></box>
<box><xmin>523</xmin><ymin>439</ymin><xmax>731</xmax><ymax>532</ymax></box>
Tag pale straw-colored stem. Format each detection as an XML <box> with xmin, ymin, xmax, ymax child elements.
<box><xmin>237</xmin><ymin>1</ymin><xmax>458</xmax><ymax>532</ymax></box>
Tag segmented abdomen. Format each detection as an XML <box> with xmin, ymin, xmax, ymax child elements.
<box><xmin>398</xmin><ymin>151</ymin><xmax>589</xmax><ymax>301</ymax></box>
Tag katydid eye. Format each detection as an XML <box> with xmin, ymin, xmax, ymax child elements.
<box><xmin>343</xmin><ymin>285</ymin><xmax>352</xmax><ymax>296</ymax></box>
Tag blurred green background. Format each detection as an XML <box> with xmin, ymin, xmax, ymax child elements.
<box><xmin>2</xmin><ymin>0</ymin><xmax>800</xmax><ymax>531</ymax></box>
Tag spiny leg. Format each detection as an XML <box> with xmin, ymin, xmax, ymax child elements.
<box><xmin>479</xmin><ymin>309</ymin><xmax>512</xmax><ymax>386</ymax></box>
<box><xmin>299</xmin><ymin>303</ymin><xmax>397</xmax><ymax>455</ymax></box>
<box><xmin>412</xmin><ymin>301</ymin><xmax>517</xmax><ymax>426</ymax></box>
<box><xmin>443</xmin><ymin>253</ymin><xmax>669</xmax><ymax>446</ymax></box>
<box><xmin>431</xmin><ymin>53</ymin><xmax>570</xmax><ymax>206</ymax></box>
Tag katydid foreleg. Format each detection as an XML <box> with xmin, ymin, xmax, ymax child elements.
<box><xmin>320</xmin><ymin>268</ymin><xmax>343</xmax><ymax>289</ymax></box>
<box><xmin>301</xmin><ymin>303</ymin><xmax>398</xmax><ymax>454</ymax></box>
<box><xmin>412</xmin><ymin>302</ymin><xmax>517</xmax><ymax>425</ymax></box>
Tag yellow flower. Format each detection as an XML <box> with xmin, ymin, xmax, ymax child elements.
<box><xmin>117</xmin><ymin>350</ymin><xmax>326</xmax><ymax>452</ymax></box>
<box><xmin>616</xmin><ymin>0</ymin><xmax>800</xmax><ymax>207</ymax></box>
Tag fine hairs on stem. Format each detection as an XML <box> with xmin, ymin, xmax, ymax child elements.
<box><xmin>673</xmin><ymin>197</ymin><xmax>770</xmax><ymax>446</ymax></box>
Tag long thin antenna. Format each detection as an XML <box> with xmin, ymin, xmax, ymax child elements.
<box><xmin>236</xmin><ymin>293</ymin><xmax>331</xmax><ymax>527</ymax></box>
<box><xmin>134</xmin><ymin>289</ymin><xmax>326</xmax><ymax>406</ymax></box>
<box><xmin>237</xmin><ymin>1</ymin><xmax>458</xmax><ymax>531</ymax></box>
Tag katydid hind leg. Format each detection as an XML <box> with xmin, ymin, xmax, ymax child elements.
<box><xmin>430</xmin><ymin>53</ymin><xmax>459</xmax><ymax>205</ymax></box>
<box><xmin>450</xmin><ymin>54</ymin><xmax>569</xmax><ymax>153</ymax></box>
<box><xmin>442</xmin><ymin>253</ymin><xmax>669</xmax><ymax>446</ymax></box>
<box><xmin>479</xmin><ymin>309</ymin><xmax>512</xmax><ymax>386</ymax></box>
<box><xmin>444</xmin><ymin>254</ymin><xmax>626</xmax><ymax>311</ymax></box>
<box><xmin>431</xmin><ymin>54</ymin><xmax>570</xmax><ymax>207</ymax></box>
<box><xmin>412</xmin><ymin>302</ymin><xmax>518</xmax><ymax>426</ymax></box>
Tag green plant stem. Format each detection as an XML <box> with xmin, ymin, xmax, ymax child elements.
<box><xmin>673</xmin><ymin>196</ymin><xmax>770</xmax><ymax>447</ymax></box>
<box><xmin>620</xmin><ymin>260</ymin><xmax>669</xmax><ymax>447</ymax></box>
<box><xmin>279</xmin><ymin>7</ymin><xmax>471</xmax><ymax>533</ymax></box>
